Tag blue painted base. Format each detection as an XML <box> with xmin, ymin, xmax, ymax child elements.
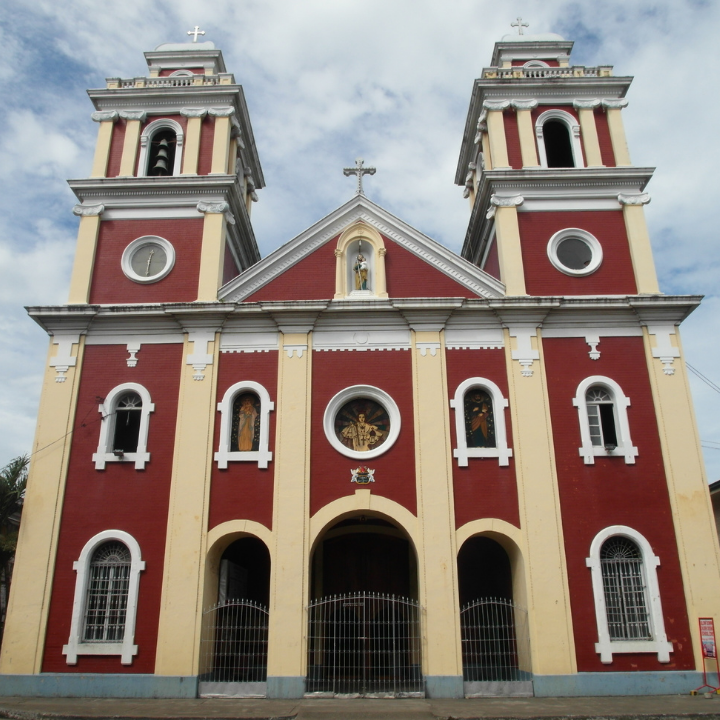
<box><xmin>425</xmin><ymin>675</ymin><xmax>463</xmax><ymax>698</ymax></box>
<box><xmin>0</xmin><ymin>673</ymin><xmax>198</xmax><ymax>698</ymax></box>
<box><xmin>267</xmin><ymin>675</ymin><xmax>305</xmax><ymax>698</ymax></box>
<box><xmin>534</xmin><ymin>671</ymin><xmax>705</xmax><ymax>697</ymax></box>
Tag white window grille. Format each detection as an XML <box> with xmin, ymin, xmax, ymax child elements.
<box><xmin>586</xmin><ymin>526</ymin><xmax>672</xmax><ymax>664</ymax></box>
<box><xmin>93</xmin><ymin>383</ymin><xmax>154</xmax><ymax>470</ymax></box>
<box><xmin>63</xmin><ymin>530</ymin><xmax>145</xmax><ymax>665</ymax></box>
<box><xmin>137</xmin><ymin>118</ymin><xmax>184</xmax><ymax>177</ymax></box>
<box><xmin>573</xmin><ymin>376</ymin><xmax>638</xmax><ymax>465</ymax></box>
<box><xmin>450</xmin><ymin>378</ymin><xmax>512</xmax><ymax>467</ymax></box>
<box><xmin>215</xmin><ymin>381</ymin><xmax>274</xmax><ymax>469</ymax></box>
<box><xmin>535</xmin><ymin>109</ymin><xmax>584</xmax><ymax>169</ymax></box>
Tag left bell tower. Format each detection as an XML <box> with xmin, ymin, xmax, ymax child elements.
<box><xmin>68</xmin><ymin>38</ymin><xmax>264</xmax><ymax>306</ymax></box>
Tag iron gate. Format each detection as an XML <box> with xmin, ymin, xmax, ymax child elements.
<box><xmin>460</xmin><ymin>597</ymin><xmax>532</xmax><ymax>696</ymax></box>
<box><xmin>198</xmin><ymin>599</ymin><xmax>268</xmax><ymax>697</ymax></box>
<box><xmin>306</xmin><ymin>592</ymin><xmax>423</xmax><ymax>697</ymax></box>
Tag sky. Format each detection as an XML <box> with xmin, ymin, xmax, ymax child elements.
<box><xmin>2</xmin><ymin>0</ymin><xmax>720</xmax><ymax>479</ymax></box>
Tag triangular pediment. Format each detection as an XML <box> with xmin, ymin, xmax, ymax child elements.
<box><xmin>219</xmin><ymin>195</ymin><xmax>504</xmax><ymax>302</ymax></box>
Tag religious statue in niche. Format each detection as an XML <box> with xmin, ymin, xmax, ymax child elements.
<box><xmin>353</xmin><ymin>253</ymin><xmax>369</xmax><ymax>290</ymax></box>
<box><xmin>231</xmin><ymin>392</ymin><xmax>261</xmax><ymax>452</ymax></box>
<box><xmin>335</xmin><ymin>399</ymin><xmax>390</xmax><ymax>452</ymax></box>
<box><xmin>464</xmin><ymin>389</ymin><xmax>496</xmax><ymax>448</ymax></box>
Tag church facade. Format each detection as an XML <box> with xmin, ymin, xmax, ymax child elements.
<box><xmin>1</xmin><ymin>31</ymin><xmax>719</xmax><ymax>700</ymax></box>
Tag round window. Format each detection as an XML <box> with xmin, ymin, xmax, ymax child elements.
<box><xmin>547</xmin><ymin>228</ymin><xmax>602</xmax><ymax>276</ymax></box>
<box><xmin>121</xmin><ymin>236</ymin><xmax>176</xmax><ymax>284</ymax></box>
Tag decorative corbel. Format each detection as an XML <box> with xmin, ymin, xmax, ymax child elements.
<box><xmin>91</xmin><ymin>110</ymin><xmax>119</xmax><ymax>123</ymax></box>
<box><xmin>197</xmin><ymin>201</ymin><xmax>235</xmax><ymax>226</ymax></box>
<box><xmin>618</xmin><ymin>193</ymin><xmax>651</xmax><ymax>206</ymax></box>
<box><xmin>180</xmin><ymin>108</ymin><xmax>208</xmax><ymax>119</ymax></box>
<box><xmin>72</xmin><ymin>204</ymin><xmax>105</xmax><ymax>217</ymax></box>
<box><xmin>602</xmin><ymin>99</ymin><xmax>629</xmax><ymax>110</ymax></box>
<box><xmin>118</xmin><ymin>110</ymin><xmax>147</xmax><ymax>123</ymax></box>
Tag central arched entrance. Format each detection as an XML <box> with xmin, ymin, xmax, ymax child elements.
<box><xmin>306</xmin><ymin>515</ymin><xmax>423</xmax><ymax>697</ymax></box>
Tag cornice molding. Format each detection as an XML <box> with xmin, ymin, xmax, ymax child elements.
<box><xmin>118</xmin><ymin>110</ymin><xmax>147</xmax><ymax>122</ymax></box>
<box><xmin>72</xmin><ymin>204</ymin><xmax>105</xmax><ymax>217</ymax></box>
<box><xmin>91</xmin><ymin>110</ymin><xmax>118</xmax><ymax>123</ymax></box>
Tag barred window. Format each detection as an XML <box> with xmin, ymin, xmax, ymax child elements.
<box><xmin>83</xmin><ymin>542</ymin><xmax>131</xmax><ymax>643</ymax></box>
<box><xmin>600</xmin><ymin>537</ymin><xmax>651</xmax><ymax>641</ymax></box>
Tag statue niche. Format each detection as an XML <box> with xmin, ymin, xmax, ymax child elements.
<box><xmin>347</xmin><ymin>239</ymin><xmax>373</xmax><ymax>294</ymax></box>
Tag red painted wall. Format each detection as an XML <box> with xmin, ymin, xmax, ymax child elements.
<box><xmin>89</xmin><ymin>218</ymin><xmax>204</xmax><ymax>304</ymax></box>
<box><xmin>106</xmin><ymin>121</ymin><xmax>126</xmax><ymax>178</ymax></box>
<box><xmin>482</xmin><ymin>238</ymin><xmax>501</xmax><ymax>281</ymax></box>
<box><xmin>197</xmin><ymin>116</ymin><xmax>215</xmax><ymax>176</ymax></box>
<box><xmin>310</xmin><ymin>350</ymin><xmax>417</xmax><ymax>517</ymax></box>
<box><xmin>208</xmin><ymin>351</ymin><xmax>278</xmax><ymax>532</ymax></box>
<box><xmin>223</xmin><ymin>243</ymin><xmax>240</xmax><ymax>286</ymax></box>
<box><xmin>544</xmin><ymin>336</ymin><xmax>694</xmax><ymax>671</ymax></box>
<box><xmin>518</xmin><ymin>211</ymin><xmax>637</xmax><ymax>296</ymax></box>
<box><xmin>446</xmin><ymin>349</ymin><xmax>519</xmax><ymax>530</ymax></box>
<box><xmin>532</xmin><ymin>105</ymin><xmax>578</xmax><ymax>125</ymax></box>
<box><xmin>135</xmin><ymin>115</ymin><xmax>187</xmax><ymax>176</ymax></box>
<box><xmin>595</xmin><ymin>110</ymin><xmax>616</xmax><ymax>167</ymax></box>
<box><xmin>504</xmin><ymin>111</ymin><xmax>523</xmax><ymax>170</ymax></box>
<box><xmin>42</xmin><ymin>343</ymin><xmax>182</xmax><ymax>673</ymax></box>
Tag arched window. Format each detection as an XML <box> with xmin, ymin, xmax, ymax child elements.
<box><xmin>535</xmin><ymin>109</ymin><xmax>584</xmax><ymax>169</ymax></box>
<box><xmin>63</xmin><ymin>530</ymin><xmax>145</xmax><ymax>665</ymax></box>
<box><xmin>215</xmin><ymin>381</ymin><xmax>274</xmax><ymax>469</ymax></box>
<box><xmin>137</xmin><ymin>119</ymin><xmax>184</xmax><ymax>177</ymax></box>
<box><xmin>451</xmin><ymin>378</ymin><xmax>512</xmax><ymax>467</ymax></box>
<box><xmin>93</xmin><ymin>383</ymin><xmax>154</xmax><ymax>470</ymax></box>
<box><xmin>573</xmin><ymin>376</ymin><xmax>638</xmax><ymax>465</ymax></box>
<box><xmin>586</xmin><ymin>526</ymin><xmax>672</xmax><ymax>664</ymax></box>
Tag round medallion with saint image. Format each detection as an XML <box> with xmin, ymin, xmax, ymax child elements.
<box><xmin>334</xmin><ymin>398</ymin><xmax>390</xmax><ymax>454</ymax></box>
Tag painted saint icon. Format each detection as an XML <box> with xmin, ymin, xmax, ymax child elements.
<box><xmin>353</xmin><ymin>254</ymin><xmax>369</xmax><ymax>290</ymax></box>
<box><xmin>335</xmin><ymin>399</ymin><xmax>390</xmax><ymax>452</ymax></box>
<box><xmin>231</xmin><ymin>392</ymin><xmax>261</xmax><ymax>452</ymax></box>
<box><xmin>464</xmin><ymin>389</ymin><xmax>496</xmax><ymax>448</ymax></box>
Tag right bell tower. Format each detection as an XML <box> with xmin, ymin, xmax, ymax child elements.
<box><xmin>456</xmin><ymin>25</ymin><xmax>659</xmax><ymax>298</ymax></box>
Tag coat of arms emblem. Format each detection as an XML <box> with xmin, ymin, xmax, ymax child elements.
<box><xmin>350</xmin><ymin>465</ymin><xmax>375</xmax><ymax>484</ymax></box>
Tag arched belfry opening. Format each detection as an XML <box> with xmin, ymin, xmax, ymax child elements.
<box><xmin>306</xmin><ymin>515</ymin><xmax>422</xmax><ymax>697</ymax></box>
<box><xmin>199</xmin><ymin>536</ymin><xmax>271</xmax><ymax>698</ymax></box>
<box><xmin>543</xmin><ymin>120</ymin><xmax>575</xmax><ymax>168</ymax></box>
<box><xmin>457</xmin><ymin>535</ymin><xmax>532</xmax><ymax>696</ymax></box>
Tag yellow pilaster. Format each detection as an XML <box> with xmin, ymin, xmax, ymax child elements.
<box><xmin>0</xmin><ymin>336</ymin><xmax>85</xmax><ymax>674</ymax></box>
<box><xmin>502</xmin><ymin>325</ymin><xmax>577</xmax><ymax>676</ymax></box>
<box><xmin>90</xmin><ymin>115</ymin><xmax>117</xmax><ymax>178</ymax></box>
<box><xmin>181</xmin><ymin>115</ymin><xmax>203</xmax><ymax>175</ymax></box>
<box><xmin>118</xmin><ymin>118</ymin><xmax>142</xmax><ymax>177</ymax></box>
<box><xmin>642</xmin><ymin>327</ymin><xmax>720</xmax><ymax>670</ymax></box>
<box><xmin>210</xmin><ymin>113</ymin><xmax>232</xmax><ymax>174</ymax></box>
<box><xmin>485</xmin><ymin>103</ymin><xmax>510</xmax><ymax>169</ymax></box>
<box><xmin>481</xmin><ymin>132</ymin><xmax>493</xmax><ymax>171</ymax></box>
<box><xmin>410</xmin><ymin>329</ymin><xmax>462</xmax><ymax>685</ymax></box>
<box><xmin>516</xmin><ymin>110</ymin><xmax>539</xmax><ymax>168</ymax></box>
<box><xmin>605</xmin><ymin>104</ymin><xmax>632</xmax><ymax>166</ymax></box>
<box><xmin>575</xmin><ymin>104</ymin><xmax>603</xmax><ymax>167</ymax></box>
<box><xmin>67</xmin><ymin>213</ymin><xmax>102</xmax><ymax>304</ymax></box>
<box><xmin>266</xmin><ymin>333</ymin><xmax>312</xmax><ymax>688</ymax></box>
<box><xmin>494</xmin><ymin>205</ymin><xmax>526</xmax><ymax>296</ymax></box>
<box><xmin>154</xmin><ymin>332</ymin><xmax>220</xmax><ymax>675</ymax></box>
<box><xmin>620</xmin><ymin>200</ymin><xmax>660</xmax><ymax>294</ymax></box>
<box><xmin>196</xmin><ymin>210</ymin><xmax>228</xmax><ymax>301</ymax></box>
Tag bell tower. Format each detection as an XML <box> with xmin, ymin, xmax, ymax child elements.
<box><xmin>456</xmin><ymin>26</ymin><xmax>658</xmax><ymax>298</ymax></box>
<box><xmin>68</xmin><ymin>35</ymin><xmax>264</xmax><ymax>306</ymax></box>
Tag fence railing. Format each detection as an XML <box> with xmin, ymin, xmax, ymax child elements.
<box><xmin>306</xmin><ymin>592</ymin><xmax>423</xmax><ymax>697</ymax></box>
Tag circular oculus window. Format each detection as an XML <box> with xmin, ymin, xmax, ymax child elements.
<box><xmin>323</xmin><ymin>385</ymin><xmax>401</xmax><ymax>460</ymax></box>
<box><xmin>547</xmin><ymin>228</ymin><xmax>602</xmax><ymax>276</ymax></box>
<box><xmin>121</xmin><ymin>236</ymin><xmax>176</xmax><ymax>283</ymax></box>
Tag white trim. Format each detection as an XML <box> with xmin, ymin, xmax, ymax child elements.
<box><xmin>586</xmin><ymin>525</ymin><xmax>672</xmax><ymax>664</ymax></box>
<box><xmin>169</xmin><ymin>70</ymin><xmax>194</xmax><ymax>77</ymax></box>
<box><xmin>573</xmin><ymin>376</ymin><xmax>638</xmax><ymax>465</ymax></box>
<box><xmin>121</xmin><ymin>236</ymin><xmax>176</xmax><ymax>284</ymax></box>
<box><xmin>137</xmin><ymin>118</ymin><xmax>184</xmax><ymax>177</ymax></box>
<box><xmin>523</xmin><ymin>60</ymin><xmax>550</xmax><ymax>68</ymax></box>
<box><xmin>450</xmin><ymin>378</ymin><xmax>512</xmax><ymax>467</ymax></box>
<box><xmin>62</xmin><ymin>530</ymin><xmax>145</xmax><ymax>665</ymax></box>
<box><xmin>535</xmin><ymin>108</ymin><xmax>584</xmax><ymax>169</ymax></box>
<box><xmin>323</xmin><ymin>385</ymin><xmax>401</xmax><ymax>460</ymax></box>
<box><xmin>547</xmin><ymin>228</ymin><xmax>603</xmax><ymax>277</ymax></box>
<box><xmin>214</xmin><ymin>381</ymin><xmax>274</xmax><ymax>469</ymax></box>
<box><xmin>92</xmin><ymin>383</ymin><xmax>154</xmax><ymax>470</ymax></box>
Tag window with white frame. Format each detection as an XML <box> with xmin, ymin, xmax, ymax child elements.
<box><xmin>450</xmin><ymin>378</ymin><xmax>512</xmax><ymax>467</ymax></box>
<box><xmin>573</xmin><ymin>376</ymin><xmax>638</xmax><ymax>465</ymax></box>
<box><xmin>93</xmin><ymin>383</ymin><xmax>154</xmax><ymax>470</ymax></box>
<box><xmin>138</xmin><ymin>118</ymin><xmax>184</xmax><ymax>176</ymax></box>
<box><xmin>586</xmin><ymin>525</ymin><xmax>672</xmax><ymax>664</ymax></box>
<box><xmin>535</xmin><ymin>109</ymin><xmax>584</xmax><ymax>169</ymax></box>
<box><xmin>63</xmin><ymin>530</ymin><xmax>145</xmax><ymax>665</ymax></box>
<box><xmin>215</xmin><ymin>381</ymin><xmax>274</xmax><ymax>469</ymax></box>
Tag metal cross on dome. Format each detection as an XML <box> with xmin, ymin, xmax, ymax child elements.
<box><xmin>343</xmin><ymin>158</ymin><xmax>376</xmax><ymax>196</ymax></box>
<box><xmin>511</xmin><ymin>17</ymin><xmax>529</xmax><ymax>35</ymax></box>
<box><xmin>187</xmin><ymin>26</ymin><xmax>206</xmax><ymax>42</ymax></box>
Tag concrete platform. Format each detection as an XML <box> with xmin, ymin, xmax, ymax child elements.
<box><xmin>1</xmin><ymin>694</ymin><xmax>720</xmax><ymax>719</ymax></box>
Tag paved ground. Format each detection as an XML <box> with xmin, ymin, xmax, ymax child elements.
<box><xmin>1</xmin><ymin>695</ymin><xmax>720</xmax><ymax>720</ymax></box>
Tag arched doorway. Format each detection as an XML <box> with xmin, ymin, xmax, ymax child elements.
<box><xmin>306</xmin><ymin>515</ymin><xmax>422</xmax><ymax>697</ymax></box>
<box><xmin>457</xmin><ymin>535</ymin><xmax>532</xmax><ymax>696</ymax></box>
<box><xmin>199</xmin><ymin>536</ymin><xmax>271</xmax><ymax>698</ymax></box>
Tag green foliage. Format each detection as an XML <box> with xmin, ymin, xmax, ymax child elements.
<box><xmin>0</xmin><ymin>455</ymin><xmax>28</xmax><ymax>560</ymax></box>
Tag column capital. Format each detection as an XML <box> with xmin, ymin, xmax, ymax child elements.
<box><xmin>180</xmin><ymin>107</ymin><xmax>208</xmax><ymax>119</ymax></box>
<box><xmin>118</xmin><ymin>110</ymin><xmax>147</xmax><ymax>122</ymax></box>
<box><xmin>483</xmin><ymin>99</ymin><xmax>511</xmax><ymax>112</ymax></box>
<box><xmin>511</xmin><ymin>99</ymin><xmax>538</xmax><ymax>111</ymax></box>
<box><xmin>72</xmin><ymin>204</ymin><xmax>105</xmax><ymax>217</ymax></box>
<box><xmin>91</xmin><ymin>110</ymin><xmax>118</xmax><ymax>123</ymax></box>
<box><xmin>618</xmin><ymin>192</ymin><xmax>651</xmax><ymax>206</ymax></box>
<box><xmin>573</xmin><ymin>99</ymin><xmax>602</xmax><ymax>110</ymax></box>
<box><xmin>208</xmin><ymin>106</ymin><xmax>235</xmax><ymax>118</ymax></box>
<box><xmin>602</xmin><ymin>98</ymin><xmax>629</xmax><ymax>110</ymax></box>
<box><xmin>197</xmin><ymin>201</ymin><xmax>235</xmax><ymax>225</ymax></box>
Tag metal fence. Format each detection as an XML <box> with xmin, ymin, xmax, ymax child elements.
<box><xmin>199</xmin><ymin>599</ymin><xmax>268</xmax><ymax>684</ymax></box>
<box><xmin>306</xmin><ymin>592</ymin><xmax>423</xmax><ymax>697</ymax></box>
<box><xmin>460</xmin><ymin>597</ymin><xmax>531</xmax><ymax>682</ymax></box>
